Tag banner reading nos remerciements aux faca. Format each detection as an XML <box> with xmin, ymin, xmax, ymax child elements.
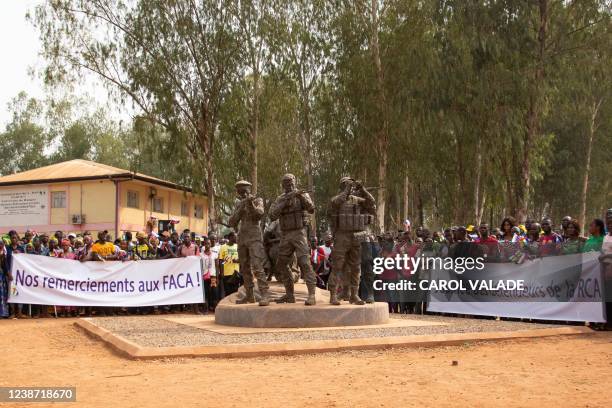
<box><xmin>9</xmin><ymin>254</ymin><xmax>204</xmax><ymax>307</ymax></box>
<box><xmin>427</xmin><ymin>252</ymin><xmax>607</xmax><ymax>323</ymax></box>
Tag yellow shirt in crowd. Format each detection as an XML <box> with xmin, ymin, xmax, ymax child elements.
<box><xmin>218</xmin><ymin>243</ymin><xmax>239</xmax><ymax>276</ymax></box>
<box><xmin>91</xmin><ymin>241</ymin><xmax>116</xmax><ymax>257</ymax></box>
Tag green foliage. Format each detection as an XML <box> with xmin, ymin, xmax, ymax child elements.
<box><xmin>0</xmin><ymin>92</ymin><xmax>50</xmax><ymax>175</ymax></box>
<box><xmin>22</xmin><ymin>0</ymin><xmax>612</xmax><ymax>232</ymax></box>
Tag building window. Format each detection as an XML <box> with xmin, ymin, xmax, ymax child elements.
<box><xmin>127</xmin><ymin>190</ymin><xmax>140</xmax><ymax>209</ymax></box>
<box><xmin>51</xmin><ymin>191</ymin><xmax>66</xmax><ymax>208</ymax></box>
<box><xmin>181</xmin><ymin>201</ymin><xmax>189</xmax><ymax>216</ymax></box>
<box><xmin>194</xmin><ymin>204</ymin><xmax>204</xmax><ymax>219</ymax></box>
<box><xmin>153</xmin><ymin>197</ymin><xmax>164</xmax><ymax>212</ymax></box>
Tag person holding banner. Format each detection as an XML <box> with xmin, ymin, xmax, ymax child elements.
<box><xmin>85</xmin><ymin>231</ymin><xmax>119</xmax><ymax>316</ymax></box>
<box><xmin>7</xmin><ymin>233</ymin><xmax>25</xmax><ymax>318</ymax></box>
<box><xmin>561</xmin><ymin>220</ymin><xmax>584</xmax><ymax>255</ymax></box>
<box><xmin>0</xmin><ymin>240</ymin><xmax>11</xmax><ymax>318</ymax></box>
<box><xmin>540</xmin><ymin>218</ymin><xmax>562</xmax><ymax>256</ymax></box>
<box><xmin>177</xmin><ymin>233</ymin><xmax>200</xmax><ymax>257</ymax></box>
<box><xmin>134</xmin><ymin>232</ymin><xmax>154</xmax><ymax>260</ymax></box>
<box><xmin>583</xmin><ymin>219</ymin><xmax>605</xmax><ymax>253</ymax></box>
<box><xmin>58</xmin><ymin>240</ymin><xmax>78</xmax><ymax>317</ymax></box>
<box><xmin>88</xmin><ymin>231</ymin><xmax>119</xmax><ymax>261</ymax></box>
<box><xmin>474</xmin><ymin>223</ymin><xmax>500</xmax><ymax>261</ymax></box>
<box><xmin>77</xmin><ymin>234</ymin><xmax>93</xmax><ymax>261</ymax></box>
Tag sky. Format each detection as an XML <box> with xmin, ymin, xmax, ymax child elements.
<box><xmin>0</xmin><ymin>0</ymin><xmax>45</xmax><ymax>126</ymax></box>
<box><xmin>0</xmin><ymin>0</ymin><xmax>119</xmax><ymax>128</ymax></box>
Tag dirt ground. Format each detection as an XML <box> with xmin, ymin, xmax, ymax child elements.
<box><xmin>0</xmin><ymin>318</ymin><xmax>610</xmax><ymax>408</ymax></box>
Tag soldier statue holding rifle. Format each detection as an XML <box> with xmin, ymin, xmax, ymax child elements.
<box><xmin>268</xmin><ymin>173</ymin><xmax>318</xmax><ymax>305</ymax></box>
<box><xmin>328</xmin><ymin>176</ymin><xmax>376</xmax><ymax>305</ymax></box>
<box><xmin>228</xmin><ymin>180</ymin><xmax>270</xmax><ymax>306</ymax></box>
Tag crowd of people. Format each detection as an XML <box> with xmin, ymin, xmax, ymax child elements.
<box><xmin>309</xmin><ymin>211</ymin><xmax>612</xmax><ymax>316</ymax></box>
<box><xmin>0</xmin><ymin>228</ymin><xmax>232</xmax><ymax>319</ymax></box>
<box><xmin>1</xmin><ymin>210</ymin><xmax>611</xmax><ymax>320</ymax></box>
<box><xmin>375</xmin><ymin>214</ymin><xmax>609</xmax><ymax>263</ymax></box>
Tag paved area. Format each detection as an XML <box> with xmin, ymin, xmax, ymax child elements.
<box><xmin>89</xmin><ymin>313</ymin><xmax>562</xmax><ymax>347</ymax></box>
<box><xmin>163</xmin><ymin>315</ymin><xmax>447</xmax><ymax>334</ymax></box>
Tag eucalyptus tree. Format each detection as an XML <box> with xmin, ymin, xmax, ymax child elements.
<box><xmin>33</xmin><ymin>0</ymin><xmax>244</xmax><ymax>230</ymax></box>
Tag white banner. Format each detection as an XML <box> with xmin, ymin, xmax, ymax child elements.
<box><xmin>9</xmin><ymin>254</ymin><xmax>204</xmax><ymax>307</ymax></box>
<box><xmin>427</xmin><ymin>253</ymin><xmax>607</xmax><ymax>322</ymax></box>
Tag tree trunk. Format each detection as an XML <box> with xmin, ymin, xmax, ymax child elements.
<box><xmin>474</xmin><ymin>137</ymin><xmax>482</xmax><ymax>223</ymax></box>
<box><xmin>579</xmin><ymin>97</ymin><xmax>603</xmax><ymax>228</ymax></box>
<box><xmin>205</xmin><ymin>159</ymin><xmax>216</xmax><ymax>233</ymax></box>
<box><xmin>376</xmin><ymin>144</ymin><xmax>387</xmax><ymax>232</ymax></box>
<box><xmin>196</xmin><ymin>102</ymin><xmax>217</xmax><ymax>233</ymax></box>
<box><xmin>370</xmin><ymin>0</ymin><xmax>389</xmax><ymax>233</ymax></box>
<box><xmin>396</xmin><ymin>188</ymin><xmax>401</xmax><ymax>229</ymax></box>
<box><xmin>403</xmin><ymin>175</ymin><xmax>409</xmax><ymax>222</ymax></box>
<box><xmin>417</xmin><ymin>183</ymin><xmax>424</xmax><ymax>227</ymax></box>
<box><xmin>476</xmin><ymin>190</ymin><xmax>486</xmax><ymax>226</ymax></box>
<box><xmin>517</xmin><ymin>0</ymin><xmax>548</xmax><ymax>222</ymax></box>
<box><xmin>250</xmin><ymin>70</ymin><xmax>260</xmax><ymax>194</ymax></box>
<box><xmin>456</xmin><ymin>136</ymin><xmax>468</xmax><ymax>222</ymax></box>
<box><xmin>302</xmin><ymin>94</ymin><xmax>316</xmax><ymax>235</ymax></box>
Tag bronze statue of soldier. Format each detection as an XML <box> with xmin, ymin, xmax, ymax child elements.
<box><xmin>268</xmin><ymin>174</ymin><xmax>317</xmax><ymax>305</ymax></box>
<box><xmin>328</xmin><ymin>176</ymin><xmax>376</xmax><ymax>305</ymax></box>
<box><xmin>263</xmin><ymin>219</ymin><xmax>299</xmax><ymax>283</ymax></box>
<box><xmin>228</xmin><ymin>180</ymin><xmax>270</xmax><ymax>306</ymax></box>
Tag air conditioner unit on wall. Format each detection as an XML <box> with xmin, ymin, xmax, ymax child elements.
<box><xmin>71</xmin><ymin>214</ymin><xmax>86</xmax><ymax>224</ymax></box>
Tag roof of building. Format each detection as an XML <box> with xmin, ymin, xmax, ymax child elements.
<box><xmin>0</xmin><ymin>159</ymin><xmax>194</xmax><ymax>192</ymax></box>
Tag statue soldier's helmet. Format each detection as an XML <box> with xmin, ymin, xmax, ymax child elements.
<box><xmin>340</xmin><ymin>176</ymin><xmax>354</xmax><ymax>184</ymax></box>
<box><xmin>235</xmin><ymin>180</ymin><xmax>252</xmax><ymax>188</ymax></box>
<box><xmin>282</xmin><ymin>173</ymin><xmax>296</xmax><ymax>182</ymax></box>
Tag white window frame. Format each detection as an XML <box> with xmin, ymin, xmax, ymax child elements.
<box><xmin>153</xmin><ymin>197</ymin><xmax>164</xmax><ymax>213</ymax></box>
<box><xmin>194</xmin><ymin>204</ymin><xmax>204</xmax><ymax>219</ymax></box>
<box><xmin>181</xmin><ymin>201</ymin><xmax>189</xmax><ymax>216</ymax></box>
<box><xmin>127</xmin><ymin>190</ymin><xmax>140</xmax><ymax>209</ymax></box>
<box><xmin>51</xmin><ymin>191</ymin><xmax>66</xmax><ymax>208</ymax></box>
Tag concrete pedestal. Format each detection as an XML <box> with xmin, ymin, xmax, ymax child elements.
<box><xmin>214</xmin><ymin>283</ymin><xmax>389</xmax><ymax>328</ymax></box>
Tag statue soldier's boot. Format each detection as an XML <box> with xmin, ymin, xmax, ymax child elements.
<box><xmin>275</xmin><ymin>281</ymin><xmax>296</xmax><ymax>303</ymax></box>
<box><xmin>305</xmin><ymin>284</ymin><xmax>317</xmax><ymax>306</ymax></box>
<box><xmin>259</xmin><ymin>287</ymin><xmax>270</xmax><ymax>307</ymax></box>
<box><xmin>236</xmin><ymin>287</ymin><xmax>255</xmax><ymax>304</ymax></box>
<box><xmin>349</xmin><ymin>286</ymin><xmax>365</xmax><ymax>305</ymax></box>
<box><xmin>365</xmin><ymin>286</ymin><xmax>375</xmax><ymax>304</ymax></box>
<box><xmin>339</xmin><ymin>286</ymin><xmax>350</xmax><ymax>301</ymax></box>
<box><xmin>329</xmin><ymin>286</ymin><xmax>341</xmax><ymax>306</ymax></box>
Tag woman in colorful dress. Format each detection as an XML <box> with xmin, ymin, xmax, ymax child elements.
<box><xmin>48</xmin><ymin>238</ymin><xmax>62</xmax><ymax>257</ymax></box>
<box><xmin>7</xmin><ymin>233</ymin><xmax>25</xmax><ymax>318</ymax></box>
<box><xmin>499</xmin><ymin>217</ymin><xmax>521</xmax><ymax>261</ymax></box>
<box><xmin>560</xmin><ymin>220</ymin><xmax>584</xmax><ymax>255</ymax></box>
<box><xmin>0</xmin><ymin>240</ymin><xmax>12</xmax><ymax>318</ymax></box>
<box><xmin>58</xmin><ymin>239</ymin><xmax>78</xmax><ymax>317</ymax></box>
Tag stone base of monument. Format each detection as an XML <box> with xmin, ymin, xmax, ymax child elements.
<box><xmin>214</xmin><ymin>282</ymin><xmax>389</xmax><ymax>328</ymax></box>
